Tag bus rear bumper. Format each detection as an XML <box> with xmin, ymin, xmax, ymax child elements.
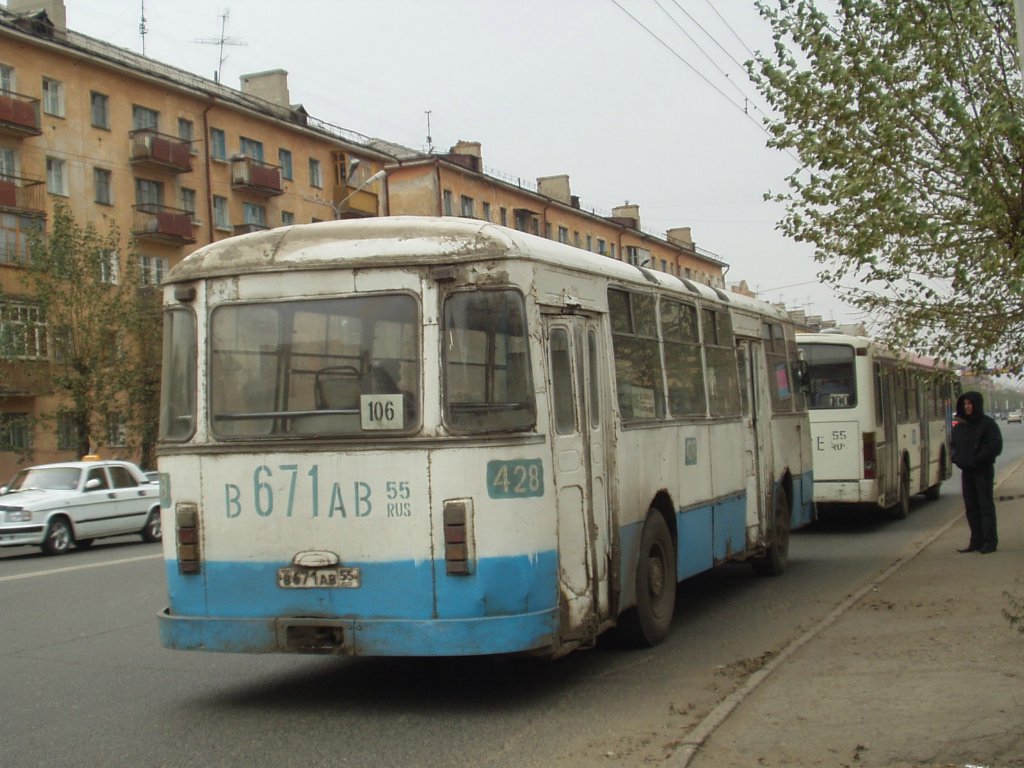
<box><xmin>158</xmin><ymin>607</ymin><xmax>559</xmax><ymax>657</ymax></box>
<box><xmin>813</xmin><ymin>480</ymin><xmax>882</xmax><ymax>506</ymax></box>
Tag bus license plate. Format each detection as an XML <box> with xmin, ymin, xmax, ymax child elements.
<box><xmin>277</xmin><ymin>566</ymin><xmax>361</xmax><ymax>589</ymax></box>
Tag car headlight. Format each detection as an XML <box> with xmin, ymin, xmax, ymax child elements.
<box><xmin>5</xmin><ymin>509</ymin><xmax>31</xmax><ymax>522</ymax></box>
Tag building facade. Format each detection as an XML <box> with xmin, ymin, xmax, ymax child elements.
<box><xmin>0</xmin><ymin>0</ymin><xmax>729</xmax><ymax>479</ymax></box>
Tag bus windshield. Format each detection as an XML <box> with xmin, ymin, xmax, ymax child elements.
<box><xmin>210</xmin><ymin>294</ymin><xmax>419</xmax><ymax>437</ymax></box>
<box><xmin>801</xmin><ymin>342</ymin><xmax>857</xmax><ymax>409</ymax></box>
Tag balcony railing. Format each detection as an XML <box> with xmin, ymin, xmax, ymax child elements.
<box><xmin>129</xmin><ymin>128</ymin><xmax>193</xmax><ymax>174</ymax></box>
<box><xmin>230</xmin><ymin>155</ymin><xmax>282</xmax><ymax>197</ymax></box>
<box><xmin>131</xmin><ymin>203</ymin><xmax>196</xmax><ymax>245</ymax></box>
<box><xmin>233</xmin><ymin>222</ymin><xmax>269</xmax><ymax>236</ymax></box>
<box><xmin>0</xmin><ymin>174</ymin><xmax>46</xmax><ymax>213</ymax></box>
<box><xmin>331</xmin><ymin>183</ymin><xmax>379</xmax><ymax>217</ymax></box>
<box><xmin>0</xmin><ymin>91</ymin><xmax>42</xmax><ymax>137</ymax></box>
<box><xmin>0</xmin><ymin>360</ymin><xmax>51</xmax><ymax>397</ymax></box>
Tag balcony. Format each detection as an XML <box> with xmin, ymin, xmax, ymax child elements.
<box><xmin>0</xmin><ymin>360</ymin><xmax>51</xmax><ymax>397</ymax></box>
<box><xmin>0</xmin><ymin>91</ymin><xmax>42</xmax><ymax>137</ymax></box>
<box><xmin>230</xmin><ymin>155</ymin><xmax>282</xmax><ymax>197</ymax></box>
<box><xmin>129</xmin><ymin>128</ymin><xmax>192</xmax><ymax>174</ymax></box>
<box><xmin>132</xmin><ymin>204</ymin><xmax>196</xmax><ymax>245</ymax></box>
<box><xmin>331</xmin><ymin>183</ymin><xmax>379</xmax><ymax>218</ymax></box>
<box><xmin>233</xmin><ymin>222</ymin><xmax>269</xmax><ymax>236</ymax></box>
<box><xmin>0</xmin><ymin>174</ymin><xmax>46</xmax><ymax>213</ymax></box>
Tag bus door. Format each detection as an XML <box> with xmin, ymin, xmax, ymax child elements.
<box><xmin>877</xmin><ymin>365</ymin><xmax>898</xmax><ymax>504</ymax></box>
<box><xmin>738</xmin><ymin>339</ymin><xmax>772</xmax><ymax>530</ymax></box>
<box><xmin>917</xmin><ymin>379</ymin><xmax>930</xmax><ymax>490</ymax></box>
<box><xmin>544</xmin><ymin>316</ymin><xmax>612</xmax><ymax>638</ymax></box>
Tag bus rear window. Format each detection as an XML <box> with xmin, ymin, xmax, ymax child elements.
<box><xmin>801</xmin><ymin>343</ymin><xmax>857</xmax><ymax>409</ymax></box>
<box><xmin>442</xmin><ymin>289</ymin><xmax>535</xmax><ymax>434</ymax></box>
<box><xmin>159</xmin><ymin>307</ymin><xmax>197</xmax><ymax>441</ymax></box>
<box><xmin>209</xmin><ymin>294</ymin><xmax>420</xmax><ymax>438</ymax></box>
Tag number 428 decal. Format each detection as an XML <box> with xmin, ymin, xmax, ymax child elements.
<box><xmin>487</xmin><ymin>459</ymin><xmax>544</xmax><ymax>499</ymax></box>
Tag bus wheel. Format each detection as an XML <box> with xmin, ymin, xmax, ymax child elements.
<box><xmin>889</xmin><ymin>465</ymin><xmax>911</xmax><ymax>519</ymax></box>
<box><xmin>618</xmin><ymin>511</ymin><xmax>676</xmax><ymax>647</ymax></box>
<box><xmin>41</xmin><ymin>517</ymin><xmax>72</xmax><ymax>556</ymax></box>
<box><xmin>924</xmin><ymin>450</ymin><xmax>945</xmax><ymax>500</ymax></box>
<box><xmin>752</xmin><ymin>487</ymin><xmax>790</xmax><ymax>577</ymax></box>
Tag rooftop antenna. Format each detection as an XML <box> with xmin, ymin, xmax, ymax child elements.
<box><xmin>425</xmin><ymin>110</ymin><xmax>434</xmax><ymax>153</ymax></box>
<box><xmin>194</xmin><ymin>9</ymin><xmax>247</xmax><ymax>83</ymax></box>
<box><xmin>139</xmin><ymin>0</ymin><xmax>147</xmax><ymax>55</ymax></box>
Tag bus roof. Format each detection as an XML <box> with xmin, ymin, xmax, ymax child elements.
<box><xmin>166</xmin><ymin>216</ymin><xmax>792</xmax><ymax>321</ymax></box>
<box><xmin>796</xmin><ymin>331</ymin><xmax>950</xmax><ymax>371</ymax></box>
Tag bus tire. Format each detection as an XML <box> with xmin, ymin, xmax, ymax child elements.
<box><xmin>41</xmin><ymin>517</ymin><xmax>73</xmax><ymax>556</ymax></box>
<box><xmin>889</xmin><ymin>464</ymin><xmax>911</xmax><ymax>519</ymax></box>
<box><xmin>618</xmin><ymin>510</ymin><xmax>676</xmax><ymax>647</ymax></box>
<box><xmin>752</xmin><ymin>486</ymin><xmax>790</xmax><ymax>577</ymax></box>
<box><xmin>925</xmin><ymin>450</ymin><xmax>945</xmax><ymax>500</ymax></box>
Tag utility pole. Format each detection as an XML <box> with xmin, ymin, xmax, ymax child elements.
<box><xmin>139</xmin><ymin>0</ymin><xmax>147</xmax><ymax>55</ymax></box>
<box><xmin>194</xmin><ymin>10</ymin><xmax>247</xmax><ymax>83</ymax></box>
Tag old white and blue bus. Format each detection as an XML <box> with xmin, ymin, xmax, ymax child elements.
<box><xmin>796</xmin><ymin>331</ymin><xmax>955</xmax><ymax>518</ymax></box>
<box><xmin>157</xmin><ymin>217</ymin><xmax>813</xmax><ymax>658</ymax></box>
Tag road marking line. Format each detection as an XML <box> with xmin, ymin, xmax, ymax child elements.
<box><xmin>0</xmin><ymin>553</ymin><xmax>164</xmax><ymax>583</ymax></box>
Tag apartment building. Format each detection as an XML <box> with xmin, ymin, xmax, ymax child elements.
<box><xmin>0</xmin><ymin>1</ymin><xmax>729</xmax><ymax>478</ymax></box>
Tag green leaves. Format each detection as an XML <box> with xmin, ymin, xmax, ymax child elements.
<box><xmin>753</xmin><ymin>0</ymin><xmax>1024</xmax><ymax>370</ymax></box>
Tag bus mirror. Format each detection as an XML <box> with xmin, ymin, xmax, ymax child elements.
<box><xmin>796</xmin><ymin>358</ymin><xmax>811</xmax><ymax>393</ymax></box>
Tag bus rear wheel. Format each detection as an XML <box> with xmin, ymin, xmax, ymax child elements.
<box><xmin>618</xmin><ymin>510</ymin><xmax>676</xmax><ymax>647</ymax></box>
<box><xmin>889</xmin><ymin>464</ymin><xmax>911</xmax><ymax>520</ymax></box>
<box><xmin>752</xmin><ymin>487</ymin><xmax>790</xmax><ymax>577</ymax></box>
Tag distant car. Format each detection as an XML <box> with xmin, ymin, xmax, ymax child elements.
<box><xmin>1008</xmin><ymin>411</ymin><xmax>1022</xmax><ymax>423</ymax></box>
<box><xmin>0</xmin><ymin>460</ymin><xmax>161</xmax><ymax>555</ymax></box>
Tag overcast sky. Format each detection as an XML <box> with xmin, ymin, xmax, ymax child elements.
<box><xmin>52</xmin><ymin>0</ymin><xmax>863</xmax><ymax>323</ymax></box>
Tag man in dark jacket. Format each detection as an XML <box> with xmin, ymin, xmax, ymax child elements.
<box><xmin>951</xmin><ymin>391</ymin><xmax>1002</xmax><ymax>554</ymax></box>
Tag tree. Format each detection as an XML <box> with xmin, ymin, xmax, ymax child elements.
<box><xmin>750</xmin><ymin>0</ymin><xmax>1024</xmax><ymax>369</ymax></box>
<box><xmin>17</xmin><ymin>202</ymin><xmax>160</xmax><ymax>463</ymax></box>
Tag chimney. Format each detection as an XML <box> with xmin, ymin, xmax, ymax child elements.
<box><xmin>7</xmin><ymin>0</ymin><xmax>66</xmax><ymax>31</ymax></box>
<box><xmin>445</xmin><ymin>140</ymin><xmax>483</xmax><ymax>172</ymax></box>
<box><xmin>240</xmin><ymin>69</ymin><xmax>291</xmax><ymax>107</ymax></box>
<box><xmin>666</xmin><ymin>227</ymin><xmax>694</xmax><ymax>249</ymax></box>
<box><xmin>611</xmin><ymin>203</ymin><xmax>641</xmax><ymax>229</ymax></box>
<box><xmin>537</xmin><ymin>175</ymin><xmax>572</xmax><ymax>206</ymax></box>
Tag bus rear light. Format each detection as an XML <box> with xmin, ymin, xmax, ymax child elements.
<box><xmin>862</xmin><ymin>432</ymin><xmax>877</xmax><ymax>479</ymax></box>
<box><xmin>443</xmin><ymin>499</ymin><xmax>474</xmax><ymax>576</ymax></box>
<box><xmin>175</xmin><ymin>502</ymin><xmax>201</xmax><ymax>574</ymax></box>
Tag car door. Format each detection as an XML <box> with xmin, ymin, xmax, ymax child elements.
<box><xmin>105</xmin><ymin>464</ymin><xmax>151</xmax><ymax>534</ymax></box>
<box><xmin>71</xmin><ymin>465</ymin><xmax>117</xmax><ymax>538</ymax></box>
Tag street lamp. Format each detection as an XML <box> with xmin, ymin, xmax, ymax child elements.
<box><xmin>304</xmin><ymin>162</ymin><xmax>386</xmax><ymax>219</ymax></box>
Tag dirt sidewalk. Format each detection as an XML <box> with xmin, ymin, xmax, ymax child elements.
<box><xmin>678</xmin><ymin>461</ymin><xmax>1024</xmax><ymax>768</ymax></box>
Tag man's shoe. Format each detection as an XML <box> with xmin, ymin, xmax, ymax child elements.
<box><xmin>978</xmin><ymin>545</ymin><xmax>997</xmax><ymax>554</ymax></box>
<box><xmin>957</xmin><ymin>545</ymin><xmax>979</xmax><ymax>553</ymax></box>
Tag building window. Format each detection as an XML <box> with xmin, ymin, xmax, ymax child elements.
<box><xmin>557</xmin><ymin>226</ymin><xmax>569</xmax><ymax>244</ymax></box>
<box><xmin>0</xmin><ymin>147</ymin><xmax>14</xmax><ymax>181</ymax></box>
<box><xmin>610</xmin><ymin>244</ymin><xmax>616</xmax><ymax>260</ymax></box>
<box><xmin>0</xmin><ymin>212</ymin><xmax>38</xmax><ymax>265</ymax></box>
<box><xmin>45</xmin><ymin>156</ymin><xmax>67</xmax><ymax>195</ymax></box>
<box><xmin>281</xmin><ymin>210</ymin><xmax>295</xmax><ymax>226</ymax></box>
<box><xmin>243</xmin><ymin>202</ymin><xmax>266</xmax><ymax>227</ymax></box>
<box><xmin>597</xmin><ymin>238</ymin><xmax>606</xmax><ymax>256</ymax></box>
<box><xmin>213</xmin><ymin>195</ymin><xmax>229</xmax><ymax>230</ymax></box>
<box><xmin>460</xmin><ymin>195</ymin><xmax>475</xmax><ymax>218</ymax></box>
<box><xmin>210</xmin><ymin>128</ymin><xmax>227</xmax><ymax>160</ymax></box>
<box><xmin>140</xmin><ymin>255</ymin><xmax>168</xmax><ymax>285</ymax></box>
<box><xmin>90</xmin><ymin>91</ymin><xmax>109</xmax><ymax>129</ymax></box>
<box><xmin>177</xmin><ymin>118</ymin><xmax>194</xmax><ymax>145</ymax></box>
<box><xmin>278</xmin><ymin>148</ymin><xmax>293</xmax><ymax>180</ymax></box>
<box><xmin>93</xmin><ymin>168</ymin><xmax>112</xmax><ymax>205</ymax></box>
<box><xmin>443</xmin><ymin>189</ymin><xmax>454</xmax><ymax>216</ymax></box>
<box><xmin>0</xmin><ymin>413</ymin><xmax>30</xmax><ymax>452</ymax></box>
<box><xmin>106</xmin><ymin>413</ymin><xmax>127</xmax><ymax>448</ymax></box>
<box><xmin>100</xmin><ymin>250</ymin><xmax>119</xmax><ymax>285</ymax></box>
<box><xmin>132</xmin><ymin>105</ymin><xmax>159</xmax><ymax>131</ymax></box>
<box><xmin>545</xmin><ymin>223</ymin><xmax>551</xmax><ymax>239</ymax></box>
<box><xmin>239</xmin><ymin>136</ymin><xmax>264</xmax><ymax>161</ymax></box>
<box><xmin>134</xmin><ymin>178</ymin><xmax>163</xmax><ymax>207</ymax></box>
<box><xmin>308</xmin><ymin>158</ymin><xmax>322</xmax><ymax>188</ymax></box>
<box><xmin>0</xmin><ymin>302</ymin><xmax>47</xmax><ymax>359</ymax></box>
<box><xmin>56</xmin><ymin>412</ymin><xmax>76</xmax><ymax>450</ymax></box>
<box><xmin>499</xmin><ymin>207</ymin><xmax>507</xmax><ymax>226</ymax></box>
<box><xmin>0</xmin><ymin>64</ymin><xmax>14</xmax><ymax>94</ymax></box>
<box><xmin>586</xmin><ymin>235</ymin><xmax>593</xmax><ymax>251</ymax></box>
<box><xmin>482</xmin><ymin>202</ymin><xmax>491</xmax><ymax>222</ymax></box>
<box><xmin>181</xmin><ymin>188</ymin><xmax>197</xmax><ymax>222</ymax></box>
<box><xmin>42</xmin><ymin>77</ymin><xmax>64</xmax><ymax>117</ymax></box>
<box><xmin>574</xmin><ymin>231</ymin><xmax>581</xmax><ymax>247</ymax></box>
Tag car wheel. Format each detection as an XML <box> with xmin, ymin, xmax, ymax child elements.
<box><xmin>752</xmin><ymin>486</ymin><xmax>790</xmax><ymax>577</ymax></box>
<box><xmin>141</xmin><ymin>509</ymin><xmax>162</xmax><ymax>543</ymax></box>
<box><xmin>41</xmin><ymin>518</ymin><xmax>73</xmax><ymax>556</ymax></box>
<box><xmin>617</xmin><ymin>510</ymin><xmax>676</xmax><ymax>647</ymax></box>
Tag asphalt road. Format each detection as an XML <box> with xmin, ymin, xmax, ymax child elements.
<box><xmin>3</xmin><ymin>426</ymin><xmax>1020</xmax><ymax>768</ymax></box>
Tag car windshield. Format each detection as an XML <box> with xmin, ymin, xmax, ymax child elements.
<box><xmin>7</xmin><ymin>467</ymin><xmax>81</xmax><ymax>492</ymax></box>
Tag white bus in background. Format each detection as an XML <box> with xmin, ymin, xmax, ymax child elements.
<box><xmin>157</xmin><ymin>216</ymin><xmax>814</xmax><ymax>659</ymax></box>
<box><xmin>796</xmin><ymin>331</ymin><xmax>955</xmax><ymax>518</ymax></box>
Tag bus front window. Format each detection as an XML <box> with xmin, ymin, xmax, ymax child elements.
<box><xmin>442</xmin><ymin>289</ymin><xmax>535</xmax><ymax>434</ymax></box>
<box><xmin>209</xmin><ymin>294</ymin><xmax>420</xmax><ymax>438</ymax></box>
<box><xmin>801</xmin><ymin>343</ymin><xmax>857</xmax><ymax>409</ymax></box>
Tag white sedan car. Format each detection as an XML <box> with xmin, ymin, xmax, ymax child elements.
<box><xmin>0</xmin><ymin>460</ymin><xmax>161</xmax><ymax>555</ymax></box>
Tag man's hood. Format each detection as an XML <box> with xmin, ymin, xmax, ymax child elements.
<box><xmin>956</xmin><ymin>390</ymin><xmax>985</xmax><ymax>419</ymax></box>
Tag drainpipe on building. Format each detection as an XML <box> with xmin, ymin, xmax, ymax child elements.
<box><xmin>433</xmin><ymin>157</ymin><xmax>443</xmax><ymax>217</ymax></box>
